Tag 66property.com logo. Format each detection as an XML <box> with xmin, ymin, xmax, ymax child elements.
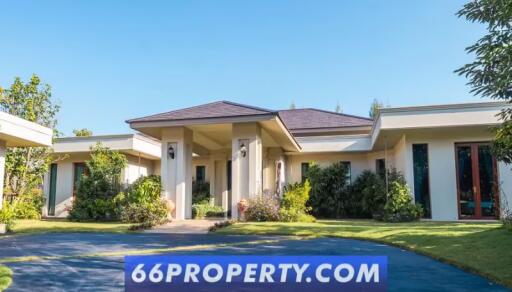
<box><xmin>125</xmin><ymin>255</ymin><xmax>387</xmax><ymax>292</ymax></box>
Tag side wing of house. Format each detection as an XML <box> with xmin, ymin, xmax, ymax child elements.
<box><xmin>43</xmin><ymin>134</ymin><xmax>161</xmax><ymax>218</ymax></box>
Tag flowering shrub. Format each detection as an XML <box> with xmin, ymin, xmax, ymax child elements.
<box><xmin>245</xmin><ymin>194</ymin><xmax>280</xmax><ymax>222</ymax></box>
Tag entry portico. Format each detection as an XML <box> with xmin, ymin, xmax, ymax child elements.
<box><xmin>127</xmin><ymin>101</ymin><xmax>300</xmax><ymax>220</ymax></box>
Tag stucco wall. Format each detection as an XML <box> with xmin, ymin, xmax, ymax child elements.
<box><xmin>287</xmin><ymin>153</ymin><xmax>372</xmax><ymax>185</ymax></box>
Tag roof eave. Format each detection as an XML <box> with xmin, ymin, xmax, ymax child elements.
<box><xmin>128</xmin><ymin>113</ymin><xmax>277</xmax><ymax>129</ymax></box>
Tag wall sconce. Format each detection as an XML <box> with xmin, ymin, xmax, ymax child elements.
<box><xmin>168</xmin><ymin>145</ymin><xmax>175</xmax><ymax>159</ymax></box>
<box><xmin>240</xmin><ymin>143</ymin><xmax>247</xmax><ymax>158</ymax></box>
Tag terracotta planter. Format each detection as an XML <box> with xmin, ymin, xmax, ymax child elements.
<box><xmin>0</xmin><ymin>223</ymin><xmax>6</xmax><ymax>234</ymax></box>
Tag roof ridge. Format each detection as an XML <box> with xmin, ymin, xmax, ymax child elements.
<box><xmin>278</xmin><ymin>108</ymin><xmax>373</xmax><ymax>121</ymax></box>
<box><xmin>126</xmin><ymin>101</ymin><xmax>228</xmax><ymax>123</ymax></box>
<box><xmin>220</xmin><ymin>100</ymin><xmax>275</xmax><ymax>113</ymax></box>
<box><xmin>126</xmin><ymin>100</ymin><xmax>275</xmax><ymax>123</ymax></box>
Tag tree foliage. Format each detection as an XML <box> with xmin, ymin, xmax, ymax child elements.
<box><xmin>456</xmin><ymin>0</ymin><xmax>512</xmax><ymax>162</ymax></box>
<box><xmin>73</xmin><ymin>128</ymin><xmax>93</xmax><ymax>137</ymax></box>
<box><xmin>0</xmin><ymin>75</ymin><xmax>59</xmax><ymax>198</ymax></box>
<box><xmin>335</xmin><ymin>101</ymin><xmax>342</xmax><ymax>113</ymax></box>
<box><xmin>369</xmin><ymin>98</ymin><xmax>384</xmax><ymax>119</ymax></box>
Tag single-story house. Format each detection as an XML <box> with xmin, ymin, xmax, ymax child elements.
<box><xmin>126</xmin><ymin>100</ymin><xmax>512</xmax><ymax>221</ymax></box>
<box><xmin>43</xmin><ymin>134</ymin><xmax>161</xmax><ymax>217</ymax></box>
<box><xmin>44</xmin><ymin>100</ymin><xmax>512</xmax><ymax>221</ymax></box>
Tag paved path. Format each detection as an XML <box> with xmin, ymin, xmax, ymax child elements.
<box><xmin>0</xmin><ymin>233</ymin><xmax>509</xmax><ymax>292</ymax></box>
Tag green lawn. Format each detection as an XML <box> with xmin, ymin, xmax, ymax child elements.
<box><xmin>0</xmin><ymin>265</ymin><xmax>12</xmax><ymax>291</ymax></box>
<box><xmin>215</xmin><ymin>220</ymin><xmax>512</xmax><ymax>287</ymax></box>
<box><xmin>10</xmin><ymin>219</ymin><xmax>132</xmax><ymax>234</ymax></box>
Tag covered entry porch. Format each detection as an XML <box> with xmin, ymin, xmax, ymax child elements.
<box><xmin>127</xmin><ymin>102</ymin><xmax>300</xmax><ymax>220</ymax></box>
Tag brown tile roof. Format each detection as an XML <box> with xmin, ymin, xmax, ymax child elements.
<box><xmin>127</xmin><ymin>101</ymin><xmax>274</xmax><ymax>123</ymax></box>
<box><xmin>278</xmin><ymin>108</ymin><xmax>373</xmax><ymax>130</ymax></box>
<box><xmin>127</xmin><ymin>100</ymin><xmax>373</xmax><ymax>131</ymax></box>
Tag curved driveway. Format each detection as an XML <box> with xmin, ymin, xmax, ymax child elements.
<box><xmin>0</xmin><ymin>233</ymin><xmax>509</xmax><ymax>291</ymax></box>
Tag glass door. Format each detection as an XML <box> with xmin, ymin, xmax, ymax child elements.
<box><xmin>455</xmin><ymin>143</ymin><xmax>499</xmax><ymax>219</ymax></box>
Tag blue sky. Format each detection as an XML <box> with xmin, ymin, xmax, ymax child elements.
<box><xmin>0</xmin><ymin>0</ymin><xmax>485</xmax><ymax>135</ymax></box>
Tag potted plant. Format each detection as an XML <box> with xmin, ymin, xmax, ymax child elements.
<box><xmin>0</xmin><ymin>205</ymin><xmax>15</xmax><ymax>234</ymax></box>
<box><xmin>237</xmin><ymin>199</ymin><xmax>249</xmax><ymax>221</ymax></box>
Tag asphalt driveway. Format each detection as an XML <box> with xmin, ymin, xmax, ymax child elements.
<box><xmin>0</xmin><ymin>233</ymin><xmax>509</xmax><ymax>291</ymax></box>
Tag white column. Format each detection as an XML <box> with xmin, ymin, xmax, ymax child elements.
<box><xmin>208</xmin><ymin>155</ymin><xmax>216</xmax><ymax>203</ymax></box>
<box><xmin>161</xmin><ymin>127</ymin><xmax>193</xmax><ymax>220</ymax></box>
<box><xmin>231</xmin><ymin>123</ymin><xmax>263</xmax><ymax>219</ymax></box>
<box><xmin>0</xmin><ymin>140</ymin><xmax>5</xmax><ymax>209</ymax></box>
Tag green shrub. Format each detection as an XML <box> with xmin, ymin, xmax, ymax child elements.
<box><xmin>192</xmin><ymin>180</ymin><xmax>211</xmax><ymax>204</ymax></box>
<box><xmin>117</xmin><ymin>176</ymin><xmax>169</xmax><ymax>228</ymax></box>
<box><xmin>377</xmin><ymin>181</ymin><xmax>423</xmax><ymax>222</ymax></box>
<box><xmin>0</xmin><ymin>203</ymin><xmax>16</xmax><ymax>231</ymax></box>
<box><xmin>307</xmin><ymin>162</ymin><xmax>352</xmax><ymax>218</ymax></box>
<box><xmin>192</xmin><ymin>203</ymin><xmax>225</xmax><ymax>219</ymax></box>
<box><xmin>245</xmin><ymin>194</ymin><xmax>280</xmax><ymax>222</ymax></box>
<box><xmin>10</xmin><ymin>189</ymin><xmax>45</xmax><ymax>219</ymax></box>
<box><xmin>68</xmin><ymin>143</ymin><xmax>127</xmax><ymax>221</ymax></box>
<box><xmin>119</xmin><ymin>200</ymin><xmax>168</xmax><ymax>227</ymax></box>
<box><xmin>350</xmin><ymin>170</ymin><xmax>386</xmax><ymax>218</ymax></box>
<box><xmin>125</xmin><ymin>175</ymin><xmax>161</xmax><ymax>204</ymax></box>
<box><xmin>501</xmin><ymin>197</ymin><xmax>512</xmax><ymax>231</ymax></box>
<box><xmin>279</xmin><ymin>181</ymin><xmax>315</xmax><ymax>222</ymax></box>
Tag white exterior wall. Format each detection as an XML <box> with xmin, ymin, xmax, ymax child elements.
<box><xmin>403</xmin><ymin>129</ymin><xmax>511</xmax><ymax>221</ymax></box>
<box><xmin>121</xmin><ymin>155</ymin><xmax>156</xmax><ymax>185</ymax></box>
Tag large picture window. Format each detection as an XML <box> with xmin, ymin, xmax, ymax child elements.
<box><xmin>413</xmin><ymin>144</ymin><xmax>431</xmax><ymax>218</ymax></box>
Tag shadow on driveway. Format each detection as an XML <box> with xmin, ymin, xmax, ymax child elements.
<box><xmin>0</xmin><ymin>233</ymin><xmax>508</xmax><ymax>292</ymax></box>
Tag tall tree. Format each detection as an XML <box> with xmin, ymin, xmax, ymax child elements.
<box><xmin>335</xmin><ymin>101</ymin><xmax>342</xmax><ymax>113</ymax></box>
<box><xmin>73</xmin><ymin>128</ymin><xmax>93</xmax><ymax>137</ymax></box>
<box><xmin>289</xmin><ymin>100</ymin><xmax>296</xmax><ymax>110</ymax></box>
<box><xmin>369</xmin><ymin>98</ymin><xmax>384</xmax><ymax>119</ymax></box>
<box><xmin>456</xmin><ymin>0</ymin><xmax>512</xmax><ymax>162</ymax></box>
<box><xmin>0</xmin><ymin>75</ymin><xmax>59</xmax><ymax>198</ymax></box>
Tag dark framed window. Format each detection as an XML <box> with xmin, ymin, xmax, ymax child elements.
<box><xmin>413</xmin><ymin>144</ymin><xmax>431</xmax><ymax>218</ymax></box>
<box><xmin>376</xmin><ymin>159</ymin><xmax>386</xmax><ymax>178</ymax></box>
<box><xmin>73</xmin><ymin>162</ymin><xmax>88</xmax><ymax>197</ymax></box>
<box><xmin>340</xmin><ymin>161</ymin><xmax>351</xmax><ymax>185</ymax></box>
<box><xmin>227</xmin><ymin>160</ymin><xmax>232</xmax><ymax>191</ymax></box>
<box><xmin>301</xmin><ymin>162</ymin><xmax>310</xmax><ymax>183</ymax></box>
<box><xmin>196</xmin><ymin>165</ymin><xmax>206</xmax><ymax>183</ymax></box>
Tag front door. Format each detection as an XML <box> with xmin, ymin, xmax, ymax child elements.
<box><xmin>455</xmin><ymin>143</ymin><xmax>499</xmax><ymax>219</ymax></box>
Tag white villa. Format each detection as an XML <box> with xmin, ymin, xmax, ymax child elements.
<box><xmin>43</xmin><ymin>100</ymin><xmax>512</xmax><ymax>221</ymax></box>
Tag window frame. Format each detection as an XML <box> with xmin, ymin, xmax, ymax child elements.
<box><xmin>340</xmin><ymin>161</ymin><xmax>351</xmax><ymax>185</ymax></box>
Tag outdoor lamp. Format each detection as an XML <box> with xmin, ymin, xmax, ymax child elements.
<box><xmin>240</xmin><ymin>143</ymin><xmax>247</xmax><ymax>157</ymax></box>
<box><xmin>168</xmin><ymin>145</ymin><xmax>175</xmax><ymax>159</ymax></box>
